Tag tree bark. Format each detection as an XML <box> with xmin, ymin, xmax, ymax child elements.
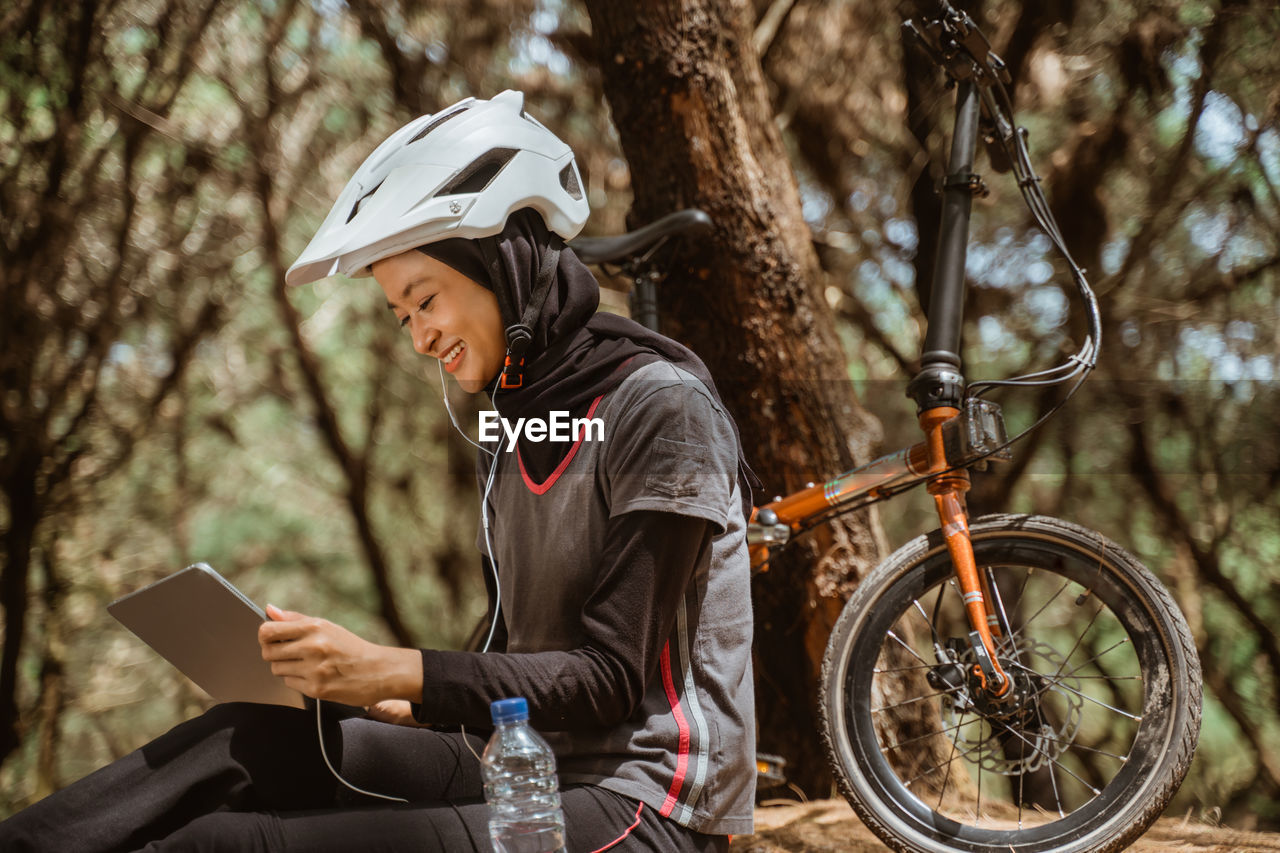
<box><xmin>35</xmin><ymin>534</ymin><xmax>67</xmax><ymax>799</ymax></box>
<box><xmin>584</xmin><ymin>0</ymin><xmax>892</xmax><ymax>794</ymax></box>
<box><xmin>0</xmin><ymin>453</ymin><xmax>39</xmax><ymax>767</ymax></box>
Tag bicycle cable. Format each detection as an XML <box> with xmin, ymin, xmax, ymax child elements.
<box><xmin>789</xmin><ymin>367</ymin><xmax>1092</xmax><ymax>537</ymax></box>
<box><xmin>964</xmin><ymin>67</ymin><xmax>1102</xmax><ymax>399</ymax></box>
<box><xmin>786</xmin><ymin>48</ymin><xmax>1104</xmax><ymax>536</ymax></box>
<box><xmin>913</xmin><ymin>7</ymin><xmax>1104</xmax><ymax>453</ymax></box>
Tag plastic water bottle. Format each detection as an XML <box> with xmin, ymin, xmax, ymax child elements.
<box><xmin>481</xmin><ymin>697</ymin><xmax>567</xmax><ymax>853</ymax></box>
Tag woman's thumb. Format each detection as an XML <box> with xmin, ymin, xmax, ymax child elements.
<box><xmin>265</xmin><ymin>603</ymin><xmax>303</xmax><ymax>621</ymax></box>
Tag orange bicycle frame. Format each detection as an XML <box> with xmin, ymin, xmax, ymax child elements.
<box><xmin>748</xmin><ymin>400</ymin><xmax>1012</xmax><ymax>696</ymax></box>
<box><xmin>748</xmin><ymin>79</ymin><xmax>1015</xmax><ymax>696</ymax></box>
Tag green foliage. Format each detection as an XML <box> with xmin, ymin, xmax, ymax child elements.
<box><xmin>4</xmin><ymin>0</ymin><xmax>1277</xmax><ymax>833</ymax></box>
<box><xmin>766</xmin><ymin>0</ymin><xmax>1280</xmax><ymax>825</ymax></box>
<box><xmin>0</xmin><ymin>0</ymin><xmax>616</xmax><ymax>814</ymax></box>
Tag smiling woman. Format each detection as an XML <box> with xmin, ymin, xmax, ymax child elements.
<box><xmin>0</xmin><ymin>90</ymin><xmax>759</xmax><ymax>853</ymax></box>
<box><xmin>373</xmin><ymin>250</ymin><xmax>506</xmax><ymax>393</ymax></box>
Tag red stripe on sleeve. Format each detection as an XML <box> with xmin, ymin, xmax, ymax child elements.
<box><xmin>658</xmin><ymin>640</ymin><xmax>691</xmax><ymax>817</ymax></box>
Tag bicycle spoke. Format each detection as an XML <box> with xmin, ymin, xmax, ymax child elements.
<box><xmin>886</xmin><ymin>629</ymin><xmax>932</xmax><ymax>667</ymax></box>
<box><xmin>874</xmin><ymin>662</ymin><xmax>938</xmax><ymax>675</ymax></box>
<box><xmin>1005</xmin><ymin>577</ymin><xmax>1072</xmax><ymax>646</ymax></box>
<box><xmin>879</xmin><ymin>718</ymin><xmax>971</xmax><ymax>754</ymax></box>
<box><xmin>975</xmin><ymin>727</ymin><xmax>983</xmax><ymax>822</ymax></box>
<box><xmin>1016</xmin><ymin>748</ymin><xmax>1026</xmax><ymax>829</ymax></box>
<box><xmin>1008</xmin><ymin>564</ymin><xmax>1035</xmax><ymax>619</ymax></box>
<box><xmin>1017</xmin><ymin>670</ymin><xmax>1141</xmax><ymax>722</ymax></box>
<box><xmin>1047</xmin><ymin>743</ymin><xmax>1066</xmax><ymax>818</ymax></box>
<box><xmin>911</xmin><ymin>598</ymin><xmax>933</xmax><ymax>631</ymax></box>
<box><xmin>872</xmin><ymin>686</ymin><xmax>960</xmax><ymax>714</ymax></box>
<box><xmin>1003</xmin><ymin>655</ymin><xmax>1139</xmax><ymax>696</ymax></box>
<box><xmin>1049</xmin><ymin>601</ymin><xmax>1106</xmax><ymax>683</ymax></box>
<box><xmin>1032</xmin><ymin>676</ymin><xmax>1143</xmax><ymax>721</ymax></box>
<box><xmin>1031</xmin><ymin>731</ymin><xmax>1130</xmax><ymax>761</ymax></box>
<box><xmin>934</xmin><ymin>710</ymin><xmax>965</xmax><ymax>811</ymax></box>
<box><xmin>1001</xmin><ymin>719</ymin><xmax>1101</xmax><ymax>799</ymax></box>
<box><xmin>1055</xmin><ymin>637</ymin><xmax>1133</xmax><ymax>680</ymax></box>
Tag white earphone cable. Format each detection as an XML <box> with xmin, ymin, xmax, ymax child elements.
<box><xmin>314</xmin><ymin>354</ymin><xmax>511</xmax><ymax>782</ymax></box>
<box><xmin>459</xmin><ymin>358</ymin><xmax>514</xmax><ymax>760</ymax></box>
<box><xmin>438</xmin><ymin>359</ymin><xmax>496</xmax><ymax>458</ymax></box>
<box><xmin>315</xmin><ymin>699</ymin><xmax>408</xmax><ymax>802</ymax></box>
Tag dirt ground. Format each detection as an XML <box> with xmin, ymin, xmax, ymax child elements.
<box><xmin>732</xmin><ymin>799</ymin><xmax>1280</xmax><ymax>853</ymax></box>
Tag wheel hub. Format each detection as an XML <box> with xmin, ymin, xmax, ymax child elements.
<box><xmin>931</xmin><ymin>637</ymin><xmax>1085</xmax><ymax>775</ymax></box>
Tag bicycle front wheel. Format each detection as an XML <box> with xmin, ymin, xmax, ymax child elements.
<box><xmin>820</xmin><ymin>514</ymin><xmax>1201</xmax><ymax>853</ymax></box>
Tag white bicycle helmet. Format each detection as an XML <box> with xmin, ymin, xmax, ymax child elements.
<box><xmin>286</xmin><ymin>90</ymin><xmax>589</xmax><ymax>287</ymax></box>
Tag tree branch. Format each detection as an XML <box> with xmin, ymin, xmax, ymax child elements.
<box><xmin>1110</xmin><ymin>5</ymin><xmax>1233</xmax><ymax>293</ymax></box>
<box><xmin>1127</xmin><ymin>417</ymin><xmax>1280</xmax><ymax>698</ymax></box>
<box><xmin>752</xmin><ymin>0</ymin><xmax>798</xmax><ymax>58</ymax></box>
<box><xmin>835</xmin><ymin>294</ymin><xmax>916</xmax><ymax>375</ymax></box>
<box><xmin>249</xmin><ymin>22</ymin><xmax>415</xmax><ymax>647</ymax></box>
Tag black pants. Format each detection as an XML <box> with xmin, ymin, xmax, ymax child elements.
<box><xmin>0</xmin><ymin>702</ymin><xmax>729</xmax><ymax>852</ymax></box>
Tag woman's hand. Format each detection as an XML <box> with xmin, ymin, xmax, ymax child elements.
<box><xmin>366</xmin><ymin>699</ymin><xmax>433</xmax><ymax>727</ymax></box>
<box><xmin>258</xmin><ymin>605</ymin><xmax>422</xmax><ymax>707</ymax></box>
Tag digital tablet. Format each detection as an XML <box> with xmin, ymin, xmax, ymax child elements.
<box><xmin>108</xmin><ymin>563</ymin><xmax>305</xmax><ymax>709</ymax></box>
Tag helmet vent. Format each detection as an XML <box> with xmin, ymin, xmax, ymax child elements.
<box><xmin>559</xmin><ymin>163</ymin><xmax>583</xmax><ymax>200</ymax></box>
<box><xmin>345</xmin><ymin>180</ymin><xmax>384</xmax><ymax>223</ymax></box>
<box><xmin>438</xmin><ymin>148</ymin><xmax>518</xmax><ymax>196</ymax></box>
<box><xmin>409</xmin><ymin>107</ymin><xmax>467</xmax><ymax>144</ymax></box>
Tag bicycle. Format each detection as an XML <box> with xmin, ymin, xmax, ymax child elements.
<box><xmin>569</xmin><ymin>4</ymin><xmax>1201</xmax><ymax>851</ymax></box>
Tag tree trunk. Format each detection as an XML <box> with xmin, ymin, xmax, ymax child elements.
<box><xmin>0</xmin><ymin>452</ymin><xmax>40</xmax><ymax>767</ymax></box>
<box><xmin>585</xmin><ymin>0</ymin><xmax>891</xmax><ymax>794</ymax></box>
<box><xmin>35</xmin><ymin>534</ymin><xmax>68</xmax><ymax>799</ymax></box>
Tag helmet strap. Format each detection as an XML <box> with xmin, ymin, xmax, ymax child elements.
<box><xmin>479</xmin><ymin>233</ymin><xmax>561</xmax><ymax>390</ymax></box>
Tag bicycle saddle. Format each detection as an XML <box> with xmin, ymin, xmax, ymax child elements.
<box><xmin>568</xmin><ymin>209</ymin><xmax>712</xmax><ymax>265</ymax></box>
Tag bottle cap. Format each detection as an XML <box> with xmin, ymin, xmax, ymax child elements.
<box><xmin>490</xmin><ymin>697</ymin><xmax>529</xmax><ymax>724</ymax></box>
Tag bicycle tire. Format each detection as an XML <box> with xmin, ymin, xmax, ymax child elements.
<box><xmin>819</xmin><ymin>514</ymin><xmax>1201</xmax><ymax>853</ymax></box>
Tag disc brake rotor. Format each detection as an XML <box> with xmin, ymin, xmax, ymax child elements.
<box><xmin>940</xmin><ymin>638</ymin><xmax>1084</xmax><ymax>776</ymax></box>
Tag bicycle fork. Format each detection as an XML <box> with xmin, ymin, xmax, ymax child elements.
<box><xmin>920</xmin><ymin>407</ymin><xmax>1012</xmax><ymax>698</ymax></box>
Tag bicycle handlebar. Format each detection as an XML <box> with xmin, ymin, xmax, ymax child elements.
<box><xmin>903</xmin><ymin>2</ymin><xmax>1101</xmax><ymax>406</ymax></box>
<box><xmin>903</xmin><ymin>2</ymin><xmax>1011</xmax><ymax>87</ymax></box>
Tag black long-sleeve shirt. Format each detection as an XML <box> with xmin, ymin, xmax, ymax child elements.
<box><xmin>414</xmin><ymin>510</ymin><xmax>711</xmax><ymax>731</ymax></box>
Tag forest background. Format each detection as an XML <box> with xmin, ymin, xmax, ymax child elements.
<box><xmin>2</xmin><ymin>0</ymin><xmax>1278</xmax><ymax>833</ymax></box>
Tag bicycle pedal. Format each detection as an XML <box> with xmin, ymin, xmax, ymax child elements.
<box><xmin>755</xmin><ymin>752</ymin><xmax>788</xmax><ymax>789</ymax></box>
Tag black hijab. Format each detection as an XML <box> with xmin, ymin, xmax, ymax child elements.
<box><xmin>419</xmin><ymin>210</ymin><xmax>756</xmax><ymax>515</ymax></box>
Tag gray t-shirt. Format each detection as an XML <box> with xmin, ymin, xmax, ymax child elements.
<box><xmin>475</xmin><ymin>360</ymin><xmax>756</xmax><ymax>835</ymax></box>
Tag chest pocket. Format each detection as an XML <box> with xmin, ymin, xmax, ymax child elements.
<box><xmin>645</xmin><ymin>437</ymin><xmax>707</xmax><ymax>498</ymax></box>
